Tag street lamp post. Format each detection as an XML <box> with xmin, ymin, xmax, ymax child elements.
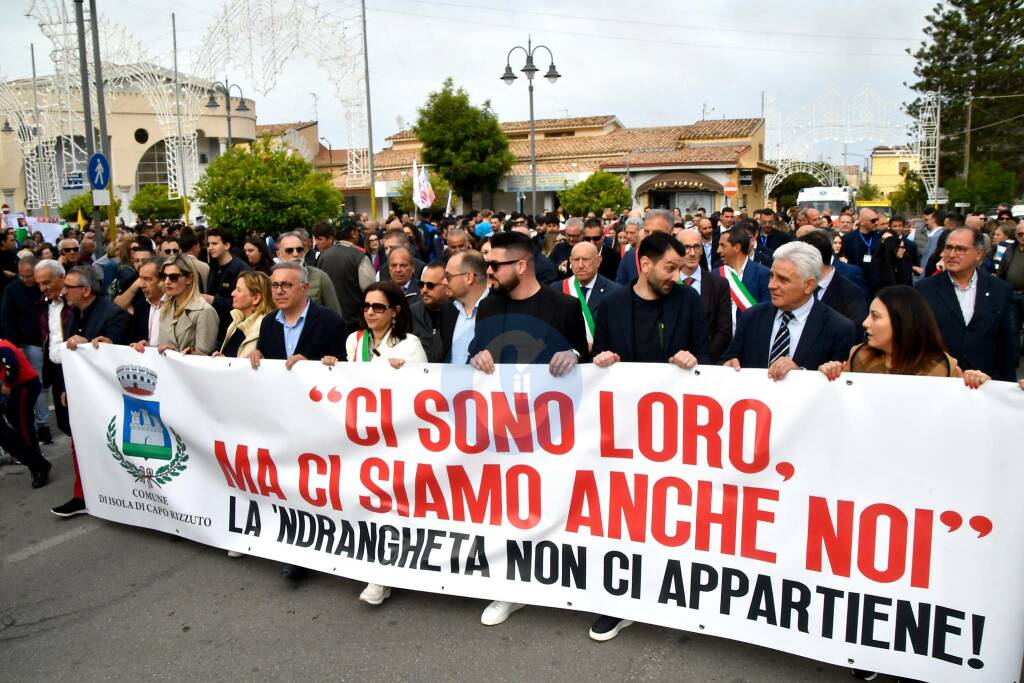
<box><xmin>500</xmin><ymin>36</ymin><xmax>560</xmax><ymax>218</ymax></box>
<box><xmin>205</xmin><ymin>77</ymin><xmax>249</xmax><ymax>149</ymax></box>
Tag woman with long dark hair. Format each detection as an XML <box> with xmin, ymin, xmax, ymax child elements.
<box><xmin>243</xmin><ymin>236</ymin><xmax>274</xmax><ymax>275</ymax></box>
<box><xmin>875</xmin><ymin>234</ymin><xmax>913</xmax><ymax>288</ymax></box>
<box><xmin>820</xmin><ymin>285</ymin><xmax>989</xmax><ymax>383</ymax></box>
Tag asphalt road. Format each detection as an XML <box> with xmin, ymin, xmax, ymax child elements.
<box><xmin>0</xmin><ymin>432</ymin><xmax>875</xmax><ymax>683</ymax></box>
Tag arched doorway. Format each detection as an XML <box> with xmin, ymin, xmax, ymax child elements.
<box><xmin>135</xmin><ymin>139</ymin><xmax>169</xmax><ymax>187</ymax></box>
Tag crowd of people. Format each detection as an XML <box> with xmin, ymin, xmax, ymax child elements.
<box><xmin>0</xmin><ymin>199</ymin><xmax>1022</xmax><ymax>675</ymax></box>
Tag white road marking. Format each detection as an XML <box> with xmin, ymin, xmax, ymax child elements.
<box><xmin>5</xmin><ymin>522</ymin><xmax>99</xmax><ymax>563</ymax></box>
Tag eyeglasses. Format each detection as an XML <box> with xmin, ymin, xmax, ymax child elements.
<box><xmin>270</xmin><ymin>281</ymin><xmax>296</xmax><ymax>291</ymax></box>
<box><xmin>868</xmin><ymin>218</ymin><xmax>878</xmax><ymax>224</ymax></box>
<box><xmin>283</xmin><ymin>246</ymin><xmax>304</xmax><ymax>255</ymax></box>
<box><xmin>420</xmin><ymin>281</ymin><xmax>445</xmax><ymax>290</ymax></box>
<box><xmin>361</xmin><ymin>302</ymin><xmax>391</xmax><ymax>313</ymax></box>
<box><xmin>941</xmin><ymin>244</ymin><xmax>972</xmax><ymax>255</ymax></box>
<box><xmin>161</xmin><ymin>272</ymin><xmax>184</xmax><ymax>282</ymax></box>
<box><xmin>62</xmin><ymin>283</ymin><xmax>86</xmax><ymax>290</ymax></box>
<box><xmin>513</xmin><ymin>219</ymin><xmax>528</xmax><ymax>226</ymax></box>
<box><xmin>485</xmin><ymin>258</ymin><xmax>520</xmax><ymax>271</ymax></box>
<box><xmin>161</xmin><ymin>248</ymin><xmax>180</xmax><ymax>255</ymax></box>
<box><xmin>62</xmin><ymin>247</ymin><xmax>80</xmax><ymax>253</ymax></box>
<box><xmin>444</xmin><ymin>271</ymin><xmax>469</xmax><ymax>281</ymax></box>
<box><xmin>583</xmin><ymin>235</ymin><xmax>604</xmax><ymax>242</ymax></box>
<box><xmin>682</xmin><ymin>244</ymin><xmax>703</xmax><ymax>252</ymax></box>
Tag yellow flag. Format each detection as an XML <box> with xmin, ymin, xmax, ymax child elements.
<box><xmin>76</xmin><ymin>208</ymin><xmax>86</xmax><ymax>230</ymax></box>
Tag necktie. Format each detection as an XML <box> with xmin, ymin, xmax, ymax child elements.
<box><xmin>684</xmin><ymin>277</ymin><xmax>695</xmax><ymax>287</ymax></box>
<box><xmin>582</xmin><ymin>285</ymin><xmax>590</xmax><ymax>299</ymax></box>
<box><xmin>815</xmin><ymin>285</ymin><xmax>823</xmax><ymax>300</ymax></box>
<box><xmin>769</xmin><ymin>311</ymin><xmax>794</xmax><ymax>366</ymax></box>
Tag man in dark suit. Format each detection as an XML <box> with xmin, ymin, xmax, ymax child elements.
<box><xmin>799</xmin><ymin>230</ymin><xmax>868</xmax><ymax>337</ymax></box>
<box><xmin>52</xmin><ymin>265</ymin><xmax>131</xmax><ymax>518</ymax></box>
<box><xmin>410</xmin><ymin>263</ymin><xmax>449</xmax><ymax>362</ymax></box>
<box><xmin>251</xmin><ymin>261</ymin><xmax>346</xmax><ymax>582</ymax></box>
<box><xmin>751</xmin><ymin>208</ymin><xmax>791</xmax><ymax>267</ymax></box>
<box><xmin>252</xmin><ymin>261</ymin><xmax>347</xmax><ymax>370</ymax></box>
<box><xmin>592</xmin><ymin>231</ymin><xmax>710</xmax><ymax>366</ymax></box>
<box><xmin>549</xmin><ymin>241</ymin><xmax>621</xmax><ymax>352</ymax></box>
<box><xmin>716</xmin><ymin>223</ymin><xmax>771</xmax><ymax>333</ymax></box>
<box><xmin>842</xmin><ymin>208</ymin><xmax>883</xmax><ymax>293</ymax></box>
<box><xmin>678</xmin><ymin>228</ymin><xmax>731</xmax><ymax>362</ymax></box>
<box><xmin>722</xmin><ymin>241</ymin><xmax>856</xmax><ymax>380</ymax></box>
<box><xmin>439</xmin><ymin>250</ymin><xmax>489</xmax><ymax>364</ymax></box>
<box><xmin>582</xmin><ymin>218</ymin><xmax>620</xmax><ymax>281</ymax></box>
<box><xmin>916</xmin><ymin>227</ymin><xmax>1018</xmax><ymax>382</ymax></box>
<box><xmin>696</xmin><ymin>217</ymin><xmax>720</xmax><ymax>270</ymax></box>
<box><xmin>386</xmin><ymin>246</ymin><xmax>420</xmax><ymax>305</ymax></box>
<box><xmin>615</xmin><ymin>209</ymin><xmax>674</xmax><ymax>285</ymax></box>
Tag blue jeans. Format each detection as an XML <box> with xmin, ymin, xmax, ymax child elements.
<box><xmin>21</xmin><ymin>345</ymin><xmax>50</xmax><ymax>427</ymax></box>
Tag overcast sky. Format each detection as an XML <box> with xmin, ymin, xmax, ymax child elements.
<box><xmin>3</xmin><ymin>0</ymin><xmax>933</xmax><ymax>164</ymax></box>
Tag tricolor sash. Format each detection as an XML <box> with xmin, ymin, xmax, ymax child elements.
<box><xmin>562</xmin><ymin>276</ymin><xmax>595</xmax><ymax>344</ymax></box>
<box><xmin>719</xmin><ymin>265</ymin><xmax>757</xmax><ymax>311</ymax></box>
<box><xmin>351</xmin><ymin>330</ymin><xmax>373</xmax><ymax>362</ymax></box>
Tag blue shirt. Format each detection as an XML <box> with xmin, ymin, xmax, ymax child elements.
<box><xmin>275</xmin><ymin>300</ymin><xmax>310</xmax><ymax>358</ymax></box>
<box><xmin>450</xmin><ymin>289</ymin><xmax>489</xmax><ymax>364</ymax></box>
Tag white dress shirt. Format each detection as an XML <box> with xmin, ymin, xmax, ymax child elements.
<box><xmin>450</xmin><ymin>288</ymin><xmax>489</xmax><ymax>364</ymax></box>
<box><xmin>816</xmin><ymin>268</ymin><xmax>835</xmax><ymax>300</ymax></box>
<box><xmin>768</xmin><ymin>295</ymin><xmax>815</xmax><ymax>360</ymax></box>
<box><xmin>950</xmin><ymin>270</ymin><xmax>978</xmax><ymax>325</ymax></box>
<box><xmin>680</xmin><ymin>267</ymin><xmax>702</xmax><ymax>295</ymax></box>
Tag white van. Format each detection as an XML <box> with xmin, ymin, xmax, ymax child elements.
<box><xmin>796</xmin><ymin>187</ymin><xmax>856</xmax><ymax>215</ymax></box>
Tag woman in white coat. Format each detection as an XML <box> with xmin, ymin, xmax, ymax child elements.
<box><xmin>322</xmin><ymin>281</ymin><xmax>425</xmax><ymax>606</ymax></box>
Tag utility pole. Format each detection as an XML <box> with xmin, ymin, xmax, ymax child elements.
<box><xmin>30</xmin><ymin>44</ymin><xmax>48</xmax><ymax>219</ymax></box>
<box><xmin>172</xmin><ymin>13</ymin><xmax>188</xmax><ymax>222</ymax></box>
<box><xmin>963</xmin><ymin>92</ymin><xmax>972</xmax><ymax>181</ymax></box>
<box><xmin>72</xmin><ymin>0</ymin><xmax>99</xmax><ymax>241</ymax></box>
<box><xmin>361</xmin><ymin>0</ymin><xmax>376</xmax><ymax>220</ymax></box>
<box><xmin>88</xmin><ymin>0</ymin><xmax>114</xmax><ymax>248</ymax></box>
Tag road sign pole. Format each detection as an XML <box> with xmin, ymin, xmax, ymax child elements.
<box><xmin>72</xmin><ymin>0</ymin><xmax>99</xmax><ymax>238</ymax></box>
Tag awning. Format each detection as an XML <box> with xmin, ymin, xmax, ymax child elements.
<box><xmin>634</xmin><ymin>171</ymin><xmax>724</xmax><ymax>196</ymax></box>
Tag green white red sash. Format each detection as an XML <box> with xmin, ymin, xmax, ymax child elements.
<box><xmin>563</xmin><ymin>276</ymin><xmax>595</xmax><ymax>344</ymax></box>
<box><xmin>719</xmin><ymin>265</ymin><xmax>757</xmax><ymax>311</ymax></box>
<box><xmin>352</xmin><ymin>330</ymin><xmax>373</xmax><ymax>362</ymax></box>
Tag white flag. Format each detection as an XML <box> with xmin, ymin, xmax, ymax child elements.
<box><xmin>444</xmin><ymin>189</ymin><xmax>452</xmax><ymax>216</ymax></box>
<box><xmin>412</xmin><ymin>159</ymin><xmax>423</xmax><ymax>209</ymax></box>
<box><xmin>417</xmin><ymin>164</ymin><xmax>435</xmax><ymax>210</ymax></box>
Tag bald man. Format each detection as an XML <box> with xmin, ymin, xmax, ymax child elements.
<box><xmin>550</xmin><ymin>241</ymin><xmax>621</xmax><ymax>350</ymax></box>
<box><xmin>842</xmin><ymin>208</ymin><xmax>882</xmax><ymax>293</ymax></box>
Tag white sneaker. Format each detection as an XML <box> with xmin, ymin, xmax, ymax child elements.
<box><xmin>359</xmin><ymin>583</ymin><xmax>391</xmax><ymax>605</ymax></box>
<box><xmin>480</xmin><ymin>600</ymin><xmax>525</xmax><ymax>626</ymax></box>
<box><xmin>227</xmin><ymin>550</ymin><xmax>244</xmax><ymax>558</ymax></box>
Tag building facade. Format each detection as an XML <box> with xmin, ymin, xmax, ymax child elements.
<box><xmin>0</xmin><ymin>69</ymin><xmax>256</xmax><ymax>222</ymax></box>
<box><xmin>869</xmin><ymin>146</ymin><xmax>920</xmax><ymax>198</ymax></box>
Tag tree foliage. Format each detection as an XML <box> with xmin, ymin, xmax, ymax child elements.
<box><xmin>856</xmin><ymin>181</ymin><xmax>882</xmax><ymax>201</ymax></box>
<box><xmin>392</xmin><ymin>168</ymin><xmax>452</xmax><ymax>216</ymax></box>
<box><xmin>887</xmin><ymin>171</ymin><xmax>928</xmax><ymax>214</ymax></box>
<box><xmin>59</xmin><ymin>191</ymin><xmax>121</xmax><ymax>221</ymax></box>
<box><xmin>906</xmin><ymin>0</ymin><xmax>1024</xmax><ymax>192</ymax></box>
<box><xmin>768</xmin><ymin>172</ymin><xmax>819</xmax><ymax>212</ymax></box>
<box><xmin>414</xmin><ymin>78</ymin><xmax>515</xmax><ymax>208</ymax></box>
<box><xmin>557</xmin><ymin>172</ymin><xmax>631</xmax><ymax>217</ymax></box>
<box><xmin>943</xmin><ymin>160</ymin><xmax>1017</xmax><ymax>209</ymax></box>
<box><xmin>129</xmin><ymin>184</ymin><xmax>184</xmax><ymax>220</ymax></box>
<box><xmin>193</xmin><ymin>138</ymin><xmax>343</xmax><ymax>236</ymax></box>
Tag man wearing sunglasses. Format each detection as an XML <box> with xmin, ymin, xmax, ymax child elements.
<box><xmin>581</xmin><ymin>218</ymin><xmax>620</xmax><ymax>281</ymax></box>
<box><xmin>470</xmin><ymin>230</ymin><xmax>588</xmax><ymax>627</ymax></box>
<box><xmin>276</xmin><ymin>232</ymin><xmax>343</xmax><ymax>318</ymax></box>
<box><xmin>58</xmin><ymin>238</ymin><xmax>81</xmax><ymax>269</ymax></box>
<box><xmin>841</xmin><ymin>208</ymin><xmax>882</xmax><ymax>293</ymax></box>
<box><xmin>410</xmin><ymin>263</ymin><xmax>450</xmax><ymax>362</ymax></box>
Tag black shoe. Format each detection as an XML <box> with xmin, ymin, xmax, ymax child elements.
<box><xmin>588</xmin><ymin>615</ymin><xmax>634</xmax><ymax>641</ymax></box>
<box><xmin>851</xmin><ymin>670</ymin><xmax>878</xmax><ymax>681</ymax></box>
<box><xmin>37</xmin><ymin>425</ymin><xmax>53</xmax><ymax>445</ymax></box>
<box><xmin>51</xmin><ymin>497</ymin><xmax>87</xmax><ymax>517</ymax></box>
<box><xmin>31</xmin><ymin>461</ymin><xmax>51</xmax><ymax>488</ymax></box>
<box><xmin>280</xmin><ymin>563</ymin><xmax>307</xmax><ymax>581</ymax></box>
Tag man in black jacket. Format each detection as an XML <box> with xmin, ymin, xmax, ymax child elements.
<box><xmin>1</xmin><ymin>255</ymin><xmax>50</xmax><ymax>441</ymax></box>
<box><xmin>410</xmin><ymin>263</ymin><xmax>448</xmax><ymax>362</ymax></box>
<box><xmin>250</xmin><ymin>261</ymin><xmax>346</xmax><ymax>582</ymax></box>
<box><xmin>722</xmin><ymin>242</ymin><xmax>855</xmax><ymax>380</ymax></box>
<box><xmin>678</xmin><ymin>229</ymin><xmax>731</xmax><ymax>362</ymax></box>
<box><xmin>799</xmin><ymin>230</ymin><xmax>868</xmax><ymax>338</ymax></box>
<box><xmin>52</xmin><ymin>265</ymin><xmax>130</xmax><ymax>518</ymax></box>
<box><xmin>202</xmin><ymin>227</ymin><xmax>250</xmax><ymax>342</ymax></box>
<box><xmin>917</xmin><ymin>228</ymin><xmax>1018</xmax><ymax>381</ymax></box>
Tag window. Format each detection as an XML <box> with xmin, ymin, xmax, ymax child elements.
<box><xmin>898</xmin><ymin>162</ymin><xmax>909</xmax><ymax>175</ymax></box>
<box><xmin>135</xmin><ymin>140</ymin><xmax>169</xmax><ymax>186</ymax></box>
<box><xmin>134</xmin><ymin>128</ymin><xmax>149</xmax><ymax>144</ymax></box>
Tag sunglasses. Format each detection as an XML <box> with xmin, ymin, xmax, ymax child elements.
<box><xmin>419</xmin><ymin>281</ymin><xmax>443</xmax><ymax>290</ymax></box>
<box><xmin>583</xmin><ymin>235</ymin><xmax>604</xmax><ymax>242</ymax></box>
<box><xmin>162</xmin><ymin>248</ymin><xmax>180</xmax><ymax>255</ymax></box>
<box><xmin>485</xmin><ymin>258</ymin><xmax>520</xmax><ymax>271</ymax></box>
<box><xmin>161</xmin><ymin>272</ymin><xmax>184</xmax><ymax>282</ymax></box>
<box><xmin>361</xmin><ymin>302</ymin><xmax>391</xmax><ymax>313</ymax></box>
<box><xmin>283</xmin><ymin>246</ymin><xmax>304</xmax><ymax>255</ymax></box>
<box><xmin>62</xmin><ymin>247</ymin><xmax>80</xmax><ymax>253</ymax></box>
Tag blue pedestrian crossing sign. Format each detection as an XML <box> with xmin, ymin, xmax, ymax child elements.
<box><xmin>87</xmin><ymin>153</ymin><xmax>110</xmax><ymax>190</ymax></box>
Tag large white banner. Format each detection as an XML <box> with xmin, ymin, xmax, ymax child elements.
<box><xmin>64</xmin><ymin>346</ymin><xmax>1024</xmax><ymax>682</ymax></box>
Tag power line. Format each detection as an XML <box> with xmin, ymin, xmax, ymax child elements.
<box><xmin>393</xmin><ymin>0</ymin><xmax>921</xmax><ymax>43</ymax></box>
<box><xmin>941</xmin><ymin>112</ymin><xmax>1024</xmax><ymax>140</ymax></box>
<box><xmin>366</xmin><ymin>5</ymin><xmax>909</xmax><ymax>59</ymax></box>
